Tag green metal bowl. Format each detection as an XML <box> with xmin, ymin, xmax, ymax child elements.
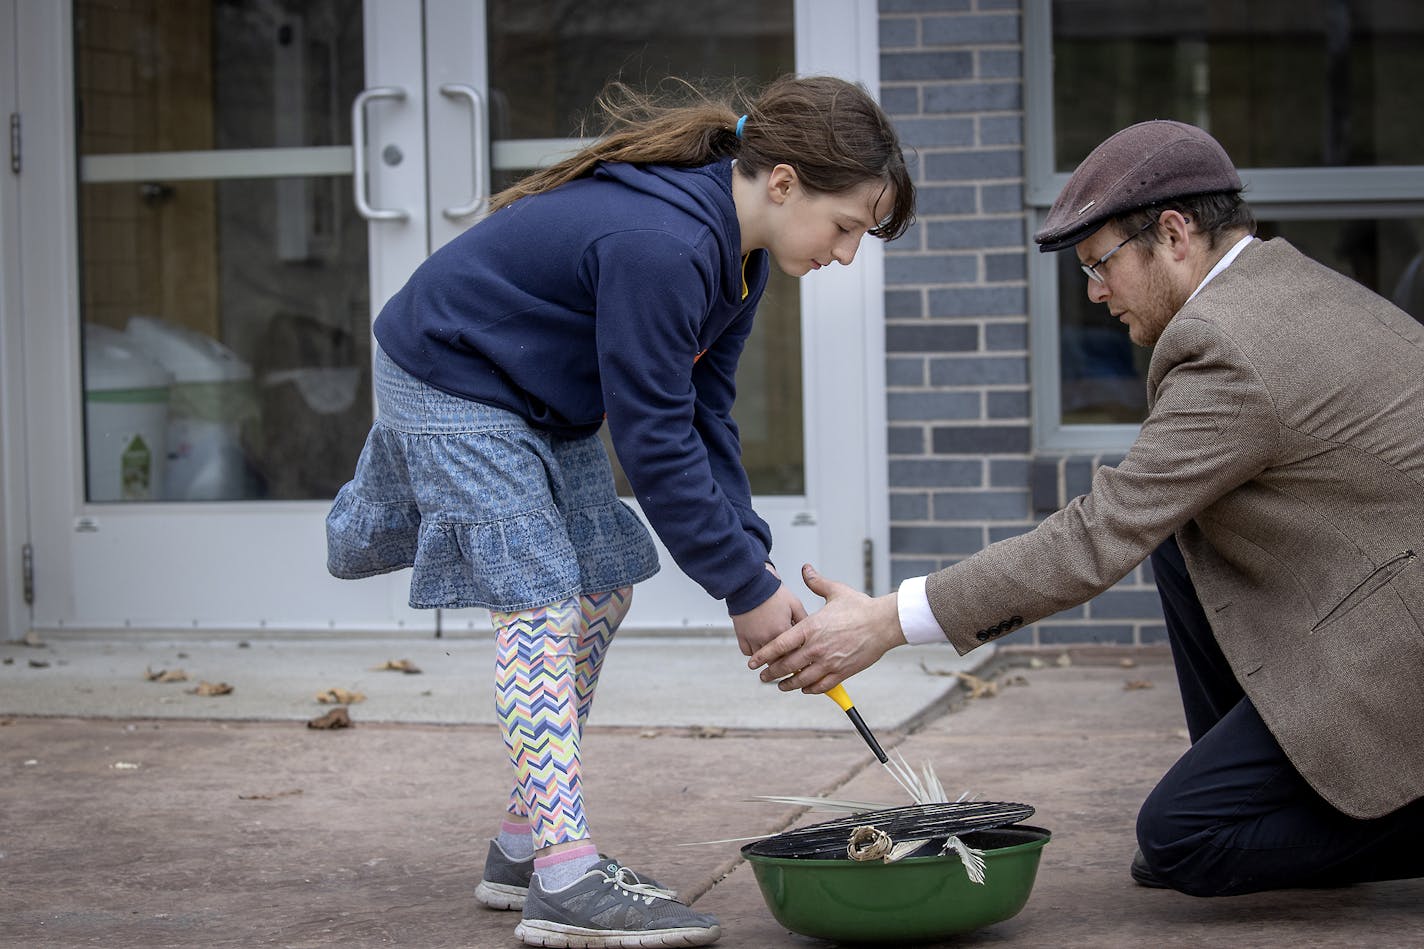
<box><xmin>743</xmin><ymin>824</ymin><xmax>1051</xmax><ymax>943</ymax></box>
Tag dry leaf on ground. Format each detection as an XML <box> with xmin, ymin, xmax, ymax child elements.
<box><xmin>238</xmin><ymin>788</ymin><xmax>303</xmax><ymax>801</ymax></box>
<box><xmin>1120</xmin><ymin>657</ymin><xmax>1138</xmax><ymax>668</ymax></box>
<box><xmin>144</xmin><ymin>667</ymin><xmax>189</xmax><ymax>683</ymax></box>
<box><xmin>316</xmin><ymin>687</ymin><xmax>365</xmax><ymax>704</ymax></box>
<box><xmin>188</xmin><ymin>681</ymin><xmax>234</xmax><ymax>696</ymax></box>
<box><xmin>955</xmin><ymin>671</ymin><xmax>999</xmax><ymax>699</ymax></box>
<box><xmin>921</xmin><ymin>662</ymin><xmax>1019</xmax><ymax>695</ymax></box>
<box><xmin>1055</xmin><ymin>652</ymin><xmax>1074</xmax><ymax>667</ymax></box>
<box><xmin>692</xmin><ymin>725</ymin><xmax>726</xmax><ymax>739</ymax></box>
<box><xmin>308</xmin><ymin>707</ymin><xmax>352</xmax><ymax>729</ymax></box>
<box><xmin>371</xmin><ymin>658</ymin><xmax>422</xmax><ymax>674</ymax></box>
<box><xmin>1124</xmin><ymin>679</ymin><xmax>1155</xmax><ymax>690</ymax></box>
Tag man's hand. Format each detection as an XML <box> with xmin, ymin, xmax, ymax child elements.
<box><xmin>730</xmin><ymin>568</ymin><xmax>808</xmax><ymax>656</ymax></box>
<box><xmin>747</xmin><ymin>563</ymin><xmax>906</xmax><ymax>694</ymax></box>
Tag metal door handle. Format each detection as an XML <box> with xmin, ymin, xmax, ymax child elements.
<box><xmin>439</xmin><ymin>83</ymin><xmax>487</xmax><ymax>219</ymax></box>
<box><xmin>351</xmin><ymin>86</ymin><xmax>409</xmax><ymax>221</ymax></box>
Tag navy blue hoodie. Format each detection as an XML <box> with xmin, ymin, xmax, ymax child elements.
<box><xmin>374</xmin><ymin>159</ymin><xmax>780</xmax><ymax>614</ymax></box>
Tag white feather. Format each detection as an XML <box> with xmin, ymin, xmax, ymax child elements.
<box><xmin>944</xmin><ymin>835</ymin><xmax>988</xmax><ymax>884</ymax></box>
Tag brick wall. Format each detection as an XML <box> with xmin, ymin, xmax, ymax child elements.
<box><xmin>878</xmin><ymin>0</ymin><xmax>1167</xmax><ymax>647</ymax></box>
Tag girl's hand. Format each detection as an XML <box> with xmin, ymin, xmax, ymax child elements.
<box><xmin>747</xmin><ymin>563</ymin><xmax>906</xmax><ymax>694</ymax></box>
<box><xmin>731</xmin><ymin>579</ymin><xmax>807</xmax><ymax>657</ymax></box>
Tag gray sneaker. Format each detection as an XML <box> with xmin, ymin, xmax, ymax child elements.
<box><xmin>475</xmin><ymin>841</ymin><xmax>677</xmax><ymax>912</ymax></box>
<box><xmin>516</xmin><ymin>865</ymin><xmax>720</xmax><ymax>948</ymax></box>
<box><xmin>475</xmin><ymin>840</ymin><xmax>536</xmax><ymax>910</ymax></box>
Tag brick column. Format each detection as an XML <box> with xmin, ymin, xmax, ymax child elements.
<box><xmin>878</xmin><ymin>0</ymin><xmax>1165</xmax><ymax>647</ymax></box>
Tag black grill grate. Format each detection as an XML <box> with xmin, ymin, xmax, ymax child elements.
<box><xmin>745</xmin><ymin>801</ymin><xmax>1034</xmax><ymax>859</ymax></box>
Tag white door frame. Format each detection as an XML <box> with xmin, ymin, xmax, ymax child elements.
<box><xmin>10</xmin><ymin>1</ymin><xmax>439</xmax><ymax>636</ymax></box>
<box><xmin>6</xmin><ymin>0</ymin><xmax>83</xmax><ymax>641</ymax></box>
<box><xmin>0</xmin><ymin>0</ymin><xmax>32</xmax><ymax>641</ymax></box>
<box><xmin>795</xmin><ymin>0</ymin><xmax>891</xmax><ymax>601</ymax></box>
<box><xmin>0</xmin><ymin>0</ymin><xmax>889</xmax><ymax>639</ymax></box>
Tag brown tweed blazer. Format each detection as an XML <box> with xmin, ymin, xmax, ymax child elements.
<box><xmin>925</xmin><ymin>238</ymin><xmax>1424</xmax><ymax>819</ymax></box>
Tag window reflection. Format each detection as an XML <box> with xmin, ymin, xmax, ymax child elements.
<box><xmin>487</xmin><ymin>0</ymin><xmax>794</xmax><ymax>147</ymax></box>
<box><xmin>75</xmin><ymin>0</ymin><xmax>370</xmax><ymax>502</ymax></box>
<box><xmin>1053</xmin><ymin>0</ymin><xmax>1424</xmax><ymax>171</ymax></box>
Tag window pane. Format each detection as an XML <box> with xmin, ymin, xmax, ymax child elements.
<box><xmin>1057</xmin><ymin>216</ymin><xmax>1424</xmax><ymax>426</ymax></box>
<box><xmin>1052</xmin><ymin>0</ymin><xmax>1424</xmax><ymax>171</ymax></box>
<box><xmin>76</xmin><ymin>0</ymin><xmax>361</xmax><ymax>155</ymax></box>
<box><xmin>487</xmin><ymin>0</ymin><xmax>795</xmax><ymax>194</ymax></box>
<box><xmin>76</xmin><ymin>0</ymin><xmax>371</xmax><ymax>502</ymax></box>
<box><xmin>486</xmin><ymin>0</ymin><xmax>792</xmax><ymax>122</ymax></box>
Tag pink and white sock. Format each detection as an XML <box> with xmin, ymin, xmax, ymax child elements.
<box><xmin>533</xmin><ymin>842</ymin><xmax>601</xmax><ymax>892</ymax></box>
<box><xmin>495</xmin><ymin>818</ymin><xmax>534</xmax><ymax>861</ymax></box>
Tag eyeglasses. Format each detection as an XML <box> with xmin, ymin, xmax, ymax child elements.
<box><xmin>1080</xmin><ymin>220</ymin><xmax>1156</xmax><ymax>284</ymax></box>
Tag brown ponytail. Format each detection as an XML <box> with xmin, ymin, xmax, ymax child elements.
<box><xmin>489</xmin><ymin>74</ymin><xmax>915</xmax><ymax>241</ymax></box>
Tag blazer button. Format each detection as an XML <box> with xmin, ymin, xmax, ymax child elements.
<box><xmin>976</xmin><ymin>630</ymin><xmax>991</xmax><ymax>641</ymax></box>
<box><xmin>1010</xmin><ymin>615</ymin><xmax>1023</xmax><ymax>628</ymax></box>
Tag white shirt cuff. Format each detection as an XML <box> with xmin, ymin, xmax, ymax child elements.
<box><xmin>897</xmin><ymin>575</ymin><xmax>948</xmax><ymax>645</ymax></box>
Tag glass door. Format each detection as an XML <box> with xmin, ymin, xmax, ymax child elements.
<box><xmin>73</xmin><ymin>0</ymin><xmax>379</xmax><ymax>506</ymax></box>
<box><xmin>431</xmin><ymin>0</ymin><xmax>891</xmax><ymax>633</ymax></box>
<box><xmin>428</xmin><ymin>0</ymin><xmax>809</xmax><ymax>633</ymax></box>
<box><xmin>11</xmin><ymin>0</ymin><xmax>885</xmax><ymax>635</ymax></box>
<box><xmin>18</xmin><ymin>0</ymin><xmax>430</xmax><ymax>632</ymax></box>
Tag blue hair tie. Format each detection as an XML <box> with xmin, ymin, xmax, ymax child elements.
<box><xmin>735</xmin><ymin>114</ymin><xmax>748</xmax><ymax>138</ymax></box>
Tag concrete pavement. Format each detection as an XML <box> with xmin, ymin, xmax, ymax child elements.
<box><xmin>1</xmin><ymin>634</ymin><xmax>1420</xmax><ymax>948</ymax></box>
<box><xmin>0</xmin><ymin>630</ymin><xmax>972</xmax><ymax>729</ymax></box>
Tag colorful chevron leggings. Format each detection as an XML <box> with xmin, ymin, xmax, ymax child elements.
<box><xmin>491</xmin><ymin>587</ymin><xmax>631</xmax><ymax>850</ymax></box>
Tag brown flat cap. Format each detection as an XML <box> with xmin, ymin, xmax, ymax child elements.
<box><xmin>1034</xmin><ymin>120</ymin><xmax>1242</xmax><ymax>253</ymax></box>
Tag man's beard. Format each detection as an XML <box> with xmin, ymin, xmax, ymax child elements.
<box><xmin>1130</xmin><ymin>260</ymin><xmax>1184</xmax><ymax>348</ymax></box>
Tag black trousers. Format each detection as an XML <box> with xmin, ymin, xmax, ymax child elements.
<box><xmin>1136</xmin><ymin>535</ymin><xmax>1424</xmax><ymax>896</ymax></box>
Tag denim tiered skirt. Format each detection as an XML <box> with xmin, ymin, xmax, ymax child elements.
<box><xmin>326</xmin><ymin>347</ymin><xmax>660</xmax><ymax>611</ymax></box>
